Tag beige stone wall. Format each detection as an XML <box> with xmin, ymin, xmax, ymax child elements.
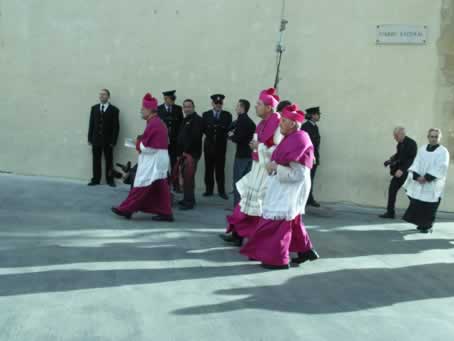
<box><xmin>436</xmin><ymin>0</ymin><xmax>454</xmax><ymax>211</ymax></box>
<box><xmin>0</xmin><ymin>0</ymin><xmax>452</xmax><ymax>210</ymax></box>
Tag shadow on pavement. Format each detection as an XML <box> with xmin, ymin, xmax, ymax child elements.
<box><xmin>0</xmin><ymin>264</ymin><xmax>265</xmax><ymax>297</ymax></box>
<box><xmin>173</xmin><ymin>262</ymin><xmax>454</xmax><ymax>315</ymax></box>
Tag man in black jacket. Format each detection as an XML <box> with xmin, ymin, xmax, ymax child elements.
<box><xmin>88</xmin><ymin>89</ymin><xmax>120</xmax><ymax>187</ymax></box>
<box><xmin>301</xmin><ymin>107</ymin><xmax>322</xmax><ymax>207</ymax></box>
<box><xmin>202</xmin><ymin>94</ymin><xmax>233</xmax><ymax>199</ymax></box>
<box><xmin>175</xmin><ymin>99</ymin><xmax>204</xmax><ymax>210</ymax></box>
<box><xmin>158</xmin><ymin>90</ymin><xmax>184</xmax><ymax>175</ymax></box>
<box><xmin>228</xmin><ymin>99</ymin><xmax>256</xmax><ymax>206</ymax></box>
<box><xmin>380</xmin><ymin>127</ymin><xmax>418</xmax><ymax>218</ymax></box>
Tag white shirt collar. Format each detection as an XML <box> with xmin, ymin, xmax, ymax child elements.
<box><xmin>100</xmin><ymin>102</ymin><xmax>110</xmax><ymax>111</ymax></box>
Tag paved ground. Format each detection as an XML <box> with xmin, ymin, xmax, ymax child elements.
<box><xmin>0</xmin><ymin>174</ymin><xmax>453</xmax><ymax>341</ymax></box>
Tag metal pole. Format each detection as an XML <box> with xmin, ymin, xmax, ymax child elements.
<box><xmin>274</xmin><ymin>0</ymin><xmax>288</xmax><ymax>91</ymax></box>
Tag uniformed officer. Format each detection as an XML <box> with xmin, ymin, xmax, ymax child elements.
<box><xmin>88</xmin><ymin>88</ymin><xmax>120</xmax><ymax>187</ymax></box>
<box><xmin>301</xmin><ymin>106</ymin><xmax>322</xmax><ymax>207</ymax></box>
<box><xmin>157</xmin><ymin>90</ymin><xmax>184</xmax><ymax>173</ymax></box>
<box><xmin>202</xmin><ymin>94</ymin><xmax>233</xmax><ymax>199</ymax></box>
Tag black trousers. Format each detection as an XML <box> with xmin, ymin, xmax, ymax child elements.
<box><xmin>168</xmin><ymin>148</ymin><xmax>178</xmax><ymax>177</ymax></box>
<box><xmin>129</xmin><ymin>164</ymin><xmax>138</xmax><ymax>189</ymax></box>
<box><xmin>204</xmin><ymin>152</ymin><xmax>226</xmax><ymax>194</ymax></box>
<box><xmin>386</xmin><ymin>174</ymin><xmax>407</xmax><ymax>214</ymax></box>
<box><xmin>92</xmin><ymin>145</ymin><xmax>114</xmax><ymax>183</ymax></box>
<box><xmin>308</xmin><ymin>164</ymin><xmax>318</xmax><ymax>203</ymax></box>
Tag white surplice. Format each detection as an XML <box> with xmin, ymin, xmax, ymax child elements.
<box><xmin>236</xmin><ymin>128</ymin><xmax>283</xmax><ymax>216</ymax></box>
<box><xmin>403</xmin><ymin>144</ymin><xmax>450</xmax><ymax>202</ymax></box>
<box><xmin>133</xmin><ymin>142</ymin><xmax>170</xmax><ymax>188</ymax></box>
<box><xmin>262</xmin><ymin>162</ymin><xmax>312</xmax><ymax>221</ymax></box>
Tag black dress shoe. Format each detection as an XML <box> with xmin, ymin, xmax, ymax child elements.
<box><xmin>219</xmin><ymin>193</ymin><xmax>229</xmax><ymax>200</ymax></box>
<box><xmin>203</xmin><ymin>192</ymin><xmax>213</xmax><ymax>197</ymax></box>
<box><xmin>419</xmin><ymin>227</ymin><xmax>433</xmax><ymax>234</ymax></box>
<box><xmin>291</xmin><ymin>249</ymin><xmax>320</xmax><ymax>265</ymax></box>
<box><xmin>88</xmin><ymin>181</ymin><xmax>100</xmax><ymax>186</ymax></box>
<box><xmin>219</xmin><ymin>233</ymin><xmax>235</xmax><ymax>242</ymax></box>
<box><xmin>107</xmin><ymin>181</ymin><xmax>116</xmax><ymax>187</ymax></box>
<box><xmin>152</xmin><ymin>215</ymin><xmax>174</xmax><ymax>222</ymax></box>
<box><xmin>261</xmin><ymin>263</ymin><xmax>290</xmax><ymax>270</ymax></box>
<box><xmin>111</xmin><ymin>207</ymin><xmax>132</xmax><ymax>219</ymax></box>
<box><xmin>307</xmin><ymin>200</ymin><xmax>321</xmax><ymax>208</ymax></box>
<box><xmin>379</xmin><ymin>212</ymin><xmax>395</xmax><ymax>219</ymax></box>
<box><xmin>219</xmin><ymin>233</ymin><xmax>243</xmax><ymax>246</ymax></box>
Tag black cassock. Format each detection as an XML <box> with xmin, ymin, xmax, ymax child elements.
<box><xmin>202</xmin><ymin>110</ymin><xmax>232</xmax><ymax>195</ymax></box>
<box><xmin>158</xmin><ymin>103</ymin><xmax>183</xmax><ymax>171</ymax></box>
<box><xmin>403</xmin><ymin>144</ymin><xmax>443</xmax><ymax>231</ymax></box>
<box><xmin>88</xmin><ymin>103</ymin><xmax>120</xmax><ymax>183</ymax></box>
<box><xmin>301</xmin><ymin>120</ymin><xmax>320</xmax><ymax>203</ymax></box>
<box><xmin>403</xmin><ymin>197</ymin><xmax>441</xmax><ymax>230</ymax></box>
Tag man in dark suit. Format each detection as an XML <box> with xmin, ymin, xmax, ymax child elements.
<box><xmin>88</xmin><ymin>89</ymin><xmax>120</xmax><ymax>187</ymax></box>
<box><xmin>174</xmin><ymin>99</ymin><xmax>204</xmax><ymax>210</ymax></box>
<box><xmin>202</xmin><ymin>94</ymin><xmax>233</xmax><ymax>199</ymax></box>
<box><xmin>301</xmin><ymin>106</ymin><xmax>322</xmax><ymax>207</ymax></box>
<box><xmin>380</xmin><ymin>127</ymin><xmax>418</xmax><ymax>219</ymax></box>
<box><xmin>228</xmin><ymin>99</ymin><xmax>256</xmax><ymax>206</ymax></box>
<box><xmin>158</xmin><ymin>90</ymin><xmax>183</xmax><ymax>175</ymax></box>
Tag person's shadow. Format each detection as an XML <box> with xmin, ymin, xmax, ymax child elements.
<box><xmin>1</xmin><ymin>227</ymin><xmax>453</xmax><ymax>268</ymax></box>
<box><xmin>173</xmin><ymin>262</ymin><xmax>454</xmax><ymax>315</ymax></box>
<box><xmin>308</xmin><ymin>227</ymin><xmax>454</xmax><ymax>259</ymax></box>
<box><xmin>0</xmin><ymin>264</ymin><xmax>266</xmax><ymax>297</ymax></box>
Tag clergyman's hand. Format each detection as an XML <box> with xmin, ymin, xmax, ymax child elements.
<box><xmin>249</xmin><ymin>141</ymin><xmax>258</xmax><ymax>151</ymax></box>
<box><xmin>266</xmin><ymin>162</ymin><xmax>277</xmax><ymax>175</ymax></box>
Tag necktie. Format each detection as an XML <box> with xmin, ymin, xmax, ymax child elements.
<box><xmin>101</xmin><ymin>105</ymin><xmax>105</xmax><ymax>113</ymax></box>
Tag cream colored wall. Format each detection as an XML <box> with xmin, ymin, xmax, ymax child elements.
<box><xmin>0</xmin><ymin>0</ymin><xmax>452</xmax><ymax>211</ymax></box>
<box><xmin>436</xmin><ymin>0</ymin><xmax>454</xmax><ymax>211</ymax></box>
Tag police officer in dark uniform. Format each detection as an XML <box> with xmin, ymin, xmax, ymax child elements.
<box><xmin>158</xmin><ymin>90</ymin><xmax>184</xmax><ymax>174</ymax></box>
<box><xmin>202</xmin><ymin>94</ymin><xmax>233</xmax><ymax>199</ymax></box>
<box><xmin>88</xmin><ymin>89</ymin><xmax>120</xmax><ymax>187</ymax></box>
<box><xmin>301</xmin><ymin>106</ymin><xmax>322</xmax><ymax>207</ymax></box>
